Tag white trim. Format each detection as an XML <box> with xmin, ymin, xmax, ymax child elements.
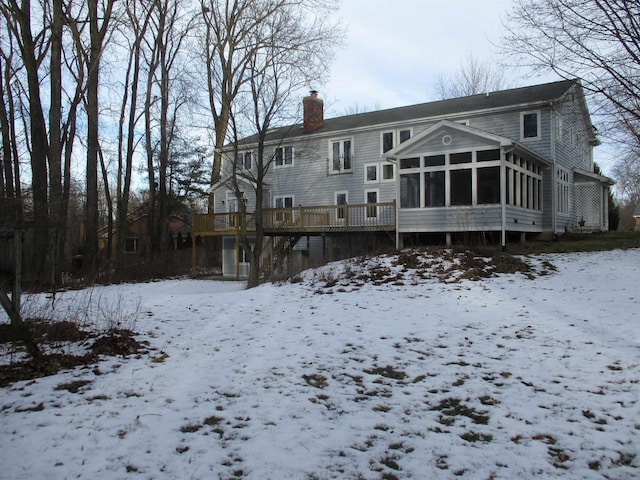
<box><xmin>364</xmin><ymin>188</ymin><xmax>380</xmax><ymax>218</ymax></box>
<box><xmin>380</xmin><ymin>128</ymin><xmax>413</xmax><ymax>155</ymax></box>
<box><xmin>364</xmin><ymin>163</ymin><xmax>379</xmax><ymax>183</ymax></box>
<box><xmin>329</xmin><ymin>137</ymin><xmax>354</xmax><ymax>174</ymax></box>
<box><xmin>273</xmin><ymin>194</ymin><xmax>294</xmax><ymax>208</ymax></box>
<box><xmin>274</xmin><ymin>145</ymin><xmax>294</xmax><ymax>168</ymax></box>
<box><xmin>334</xmin><ymin>190</ymin><xmax>349</xmax><ymax>205</ymax></box>
<box><xmin>381</xmin><ymin>161</ymin><xmax>395</xmax><ymax>182</ymax></box>
<box><xmin>520</xmin><ymin>110</ymin><xmax>541</xmax><ymax>141</ymax></box>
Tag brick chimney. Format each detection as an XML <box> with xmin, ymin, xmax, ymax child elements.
<box><xmin>303</xmin><ymin>90</ymin><xmax>324</xmax><ymax>133</ymax></box>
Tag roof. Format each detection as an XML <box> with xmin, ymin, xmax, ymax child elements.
<box><xmin>236</xmin><ymin>79</ymin><xmax>579</xmax><ymax>146</ymax></box>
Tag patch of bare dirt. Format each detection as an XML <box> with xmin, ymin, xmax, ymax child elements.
<box><xmin>309</xmin><ymin>247</ymin><xmax>547</xmax><ymax>291</ymax></box>
<box><xmin>0</xmin><ymin>320</ymin><xmax>147</xmax><ymax>387</ymax></box>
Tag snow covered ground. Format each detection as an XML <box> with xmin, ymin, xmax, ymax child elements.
<box><xmin>1</xmin><ymin>248</ymin><xmax>639</xmax><ymax>480</ymax></box>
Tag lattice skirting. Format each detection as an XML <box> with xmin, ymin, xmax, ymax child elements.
<box><xmin>574</xmin><ymin>182</ymin><xmax>606</xmax><ymax>231</ymax></box>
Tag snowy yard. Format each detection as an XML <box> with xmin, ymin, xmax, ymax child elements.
<box><xmin>0</xmin><ymin>248</ymin><xmax>638</xmax><ymax>479</ymax></box>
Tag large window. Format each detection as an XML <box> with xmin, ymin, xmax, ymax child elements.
<box><xmin>398</xmin><ymin>148</ymin><xmax>522</xmax><ymax>209</ymax></box>
<box><xmin>477</xmin><ymin>167</ymin><xmax>501</xmax><ymax>204</ymax></box>
<box><xmin>424</xmin><ymin>171</ymin><xmax>445</xmax><ymax>207</ymax></box>
<box><xmin>400</xmin><ymin>173</ymin><xmax>420</xmax><ymax>208</ymax></box>
<box><xmin>330</xmin><ymin>138</ymin><xmax>352</xmax><ymax>173</ymax></box>
<box><xmin>505</xmin><ymin>153</ymin><xmax>542</xmax><ymax>210</ymax></box>
<box><xmin>275</xmin><ymin>146</ymin><xmax>294</xmax><ymax>167</ymax></box>
<box><xmin>450</xmin><ymin>169</ymin><xmax>472</xmax><ymax>206</ymax></box>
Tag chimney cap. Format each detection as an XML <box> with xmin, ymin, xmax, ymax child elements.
<box><xmin>309</xmin><ymin>89</ymin><xmax>319</xmax><ymax>96</ymax></box>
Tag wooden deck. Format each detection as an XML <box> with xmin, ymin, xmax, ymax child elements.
<box><xmin>193</xmin><ymin>201</ymin><xmax>396</xmax><ymax>236</ymax></box>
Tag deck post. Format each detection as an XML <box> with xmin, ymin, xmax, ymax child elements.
<box><xmin>191</xmin><ymin>233</ymin><xmax>197</xmax><ymax>277</ymax></box>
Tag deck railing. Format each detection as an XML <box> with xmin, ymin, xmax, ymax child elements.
<box><xmin>193</xmin><ymin>201</ymin><xmax>396</xmax><ymax>235</ymax></box>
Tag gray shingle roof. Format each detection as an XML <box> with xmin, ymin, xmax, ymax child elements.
<box><xmin>237</xmin><ymin>79</ymin><xmax>578</xmax><ymax>146</ymax></box>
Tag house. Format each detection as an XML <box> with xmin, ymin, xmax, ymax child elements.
<box><xmin>193</xmin><ymin>79</ymin><xmax>613</xmax><ymax>278</ymax></box>
<box><xmin>634</xmin><ymin>203</ymin><xmax>640</xmax><ymax>231</ymax></box>
<box><xmin>98</xmin><ymin>213</ymin><xmax>192</xmax><ymax>255</ymax></box>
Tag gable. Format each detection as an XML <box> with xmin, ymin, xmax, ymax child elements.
<box><xmin>385</xmin><ymin>120</ymin><xmax>512</xmax><ymax>159</ymax></box>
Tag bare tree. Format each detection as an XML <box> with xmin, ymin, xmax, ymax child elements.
<box><xmin>501</xmin><ymin>0</ymin><xmax>640</xmax><ymax>149</ymax></box>
<box><xmin>433</xmin><ymin>53</ymin><xmax>512</xmax><ymax>100</ymax></box>
<box><xmin>612</xmin><ymin>149</ymin><xmax>640</xmax><ymax>208</ymax></box>
<box><xmin>199</xmin><ymin>0</ymin><xmax>340</xmax><ymax>214</ymax></box>
<box><xmin>1</xmin><ymin>0</ymin><xmax>51</xmax><ymax>284</ymax></box>
<box><xmin>112</xmin><ymin>0</ymin><xmax>152</xmax><ymax>273</ymax></box>
<box><xmin>223</xmin><ymin>0</ymin><xmax>341</xmax><ymax>288</ymax></box>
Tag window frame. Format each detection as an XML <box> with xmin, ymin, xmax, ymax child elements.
<box><xmin>365</xmin><ymin>189</ymin><xmax>379</xmax><ymax>219</ymax></box>
<box><xmin>274</xmin><ymin>145</ymin><xmax>294</xmax><ymax>168</ymax></box>
<box><xmin>381</xmin><ymin>161</ymin><xmax>395</xmax><ymax>182</ymax></box>
<box><xmin>398</xmin><ymin>147</ymin><xmax>511</xmax><ymax>209</ymax></box>
<box><xmin>124</xmin><ymin>237</ymin><xmax>139</xmax><ymax>253</ymax></box>
<box><xmin>235</xmin><ymin>151</ymin><xmax>252</xmax><ymax>170</ymax></box>
<box><xmin>335</xmin><ymin>191</ymin><xmax>349</xmax><ymax>220</ymax></box>
<box><xmin>329</xmin><ymin>138</ymin><xmax>353</xmax><ymax>174</ymax></box>
<box><xmin>364</xmin><ymin>163</ymin><xmax>379</xmax><ymax>183</ymax></box>
<box><xmin>380</xmin><ymin>128</ymin><xmax>412</xmax><ymax>155</ymax></box>
<box><xmin>274</xmin><ymin>194</ymin><xmax>294</xmax><ymax>224</ymax></box>
<box><xmin>521</xmin><ymin>111</ymin><xmax>541</xmax><ymax>141</ymax></box>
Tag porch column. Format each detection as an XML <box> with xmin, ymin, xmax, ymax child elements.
<box><xmin>500</xmin><ymin>151</ymin><xmax>507</xmax><ymax>251</ymax></box>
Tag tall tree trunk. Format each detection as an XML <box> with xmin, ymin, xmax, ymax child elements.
<box><xmin>15</xmin><ymin>1</ymin><xmax>50</xmax><ymax>285</ymax></box>
<box><xmin>84</xmin><ymin>0</ymin><xmax>100</xmax><ymax>279</ymax></box>
<box><xmin>0</xmin><ymin>58</ymin><xmax>15</xmax><ymax>221</ymax></box>
<box><xmin>48</xmin><ymin>0</ymin><xmax>64</xmax><ymax>287</ymax></box>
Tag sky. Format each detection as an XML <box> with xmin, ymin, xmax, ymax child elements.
<box><xmin>323</xmin><ymin>0</ymin><xmax>520</xmax><ymax>113</ymax></box>
<box><xmin>1</xmin><ymin>248</ymin><xmax>638</xmax><ymax>478</ymax></box>
<box><xmin>321</xmin><ymin>0</ymin><xmax>616</xmax><ymax>174</ymax></box>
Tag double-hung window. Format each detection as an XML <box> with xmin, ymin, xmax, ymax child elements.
<box><xmin>330</xmin><ymin>138</ymin><xmax>353</xmax><ymax>173</ymax></box>
<box><xmin>236</xmin><ymin>151</ymin><xmax>252</xmax><ymax>170</ymax></box>
<box><xmin>275</xmin><ymin>145</ymin><xmax>294</xmax><ymax>167</ymax></box>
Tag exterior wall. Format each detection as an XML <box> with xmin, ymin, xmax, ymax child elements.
<box><xmin>551</xmin><ymin>87</ymin><xmax>597</xmax><ymax>233</ymax></box>
<box><xmin>398</xmin><ymin>206</ymin><xmax>504</xmax><ymax>233</ymax></box>
<box><xmin>211</xmin><ymin>83</ymin><xmax>605</xmax><ymax>248</ymax></box>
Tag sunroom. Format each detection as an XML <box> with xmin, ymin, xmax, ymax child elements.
<box><xmin>386</xmin><ymin>120</ymin><xmax>550</xmax><ymax>247</ymax></box>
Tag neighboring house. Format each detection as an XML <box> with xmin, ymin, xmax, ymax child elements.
<box><xmin>634</xmin><ymin>203</ymin><xmax>640</xmax><ymax>231</ymax></box>
<box><xmin>98</xmin><ymin>214</ymin><xmax>192</xmax><ymax>255</ymax></box>
<box><xmin>194</xmin><ymin>79</ymin><xmax>613</xmax><ymax>278</ymax></box>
